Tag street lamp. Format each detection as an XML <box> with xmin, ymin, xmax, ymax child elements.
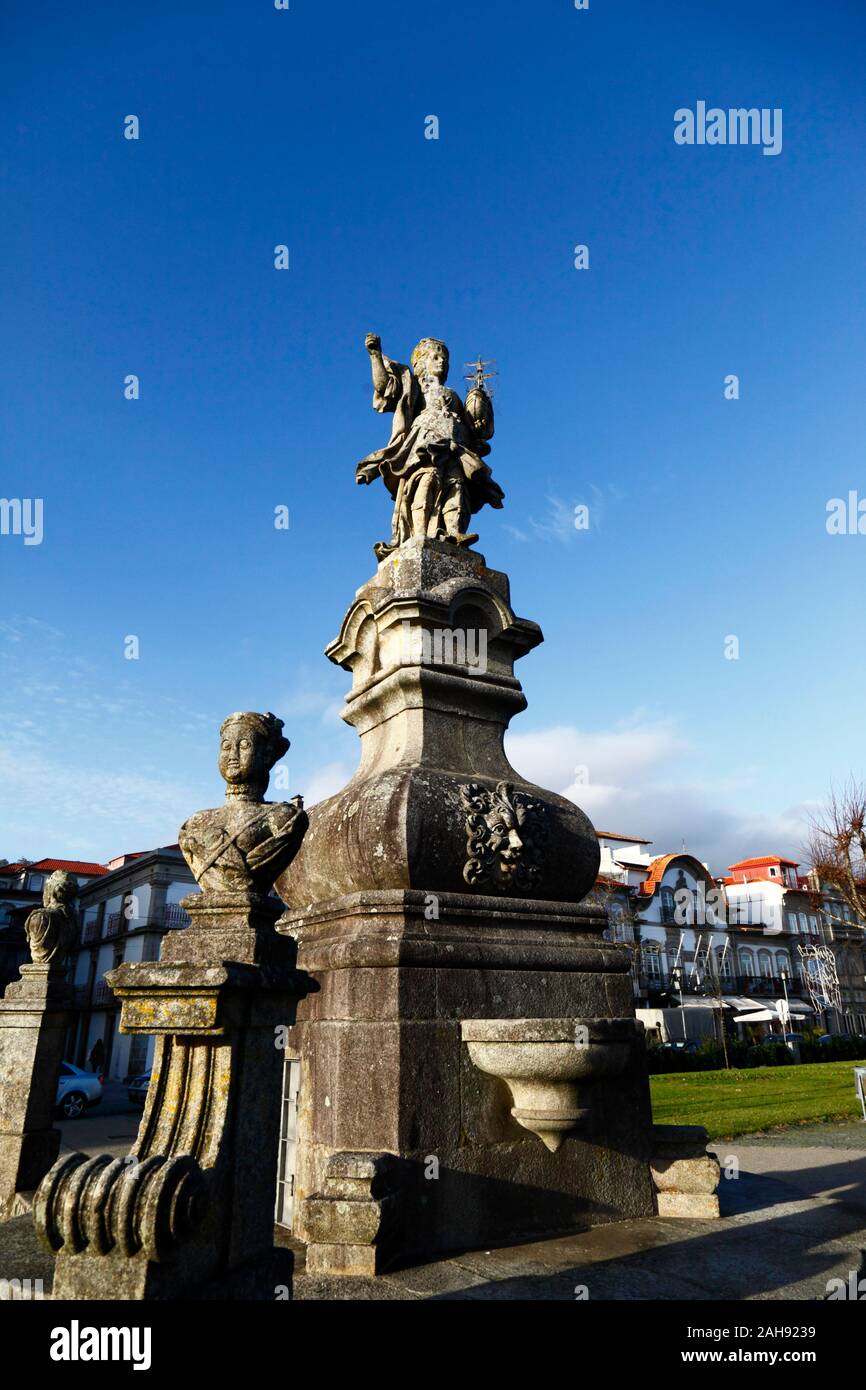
<box><xmin>780</xmin><ymin>968</ymin><xmax>791</xmax><ymax>1040</ymax></box>
<box><xmin>671</xmin><ymin>966</ymin><xmax>686</xmax><ymax>1042</ymax></box>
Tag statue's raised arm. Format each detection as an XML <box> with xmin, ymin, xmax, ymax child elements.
<box><xmin>364</xmin><ymin>333</ymin><xmax>407</xmax><ymax>416</ymax></box>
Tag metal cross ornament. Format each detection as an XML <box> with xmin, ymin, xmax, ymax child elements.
<box><xmin>464</xmin><ymin>355</ymin><xmax>498</xmax><ymax>395</ymax></box>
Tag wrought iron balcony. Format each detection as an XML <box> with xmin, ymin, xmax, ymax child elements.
<box><xmin>92</xmin><ymin>981</ymin><xmax>115</xmax><ymax>1008</ymax></box>
<box><xmin>637</xmin><ymin>969</ymin><xmax>803</xmax><ymax>1000</ymax></box>
<box><xmin>162</xmin><ymin>903</ymin><xmax>191</xmax><ymax>929</ymax></box>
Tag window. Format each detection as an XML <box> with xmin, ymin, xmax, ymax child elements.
<box><xmin>758</xmin><ymin>951</ymin><xmax>773</xmax><ymax>979</ymax></box>
<box><xmin>644</xmin><ymin>951</ymin><xmax>662</xmax><ymax>980</ymax></box>
<box><xmin>660</xmin><ymin>886</ymin><xmax>676</xmax><ymax>923</ymax></box>
<box><xmin>739</xmin><ymin>950</ymin><xmax>755</xmax><ymax>978</ymax></box>
<box><xmin>28</xmin><ymin>874</ymin><xmax>44</xmax><ymax>892</ymax></box>
<box><xmin>607</xmin><ymin>911</ymin><xmax>631</xmax><ymax>945</ymax></box>
<box><xmin>769</xmin><ymin>867</ymin><xmax>778</xmax><ymax>877</ymax></box>
<box><xmin>787</xmin><ymin>912</ymin><xmax>799</xmax><ymax>933</ymax></box>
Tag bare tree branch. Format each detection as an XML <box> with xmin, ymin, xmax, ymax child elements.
<box><xmin>805</xmin><ymin>777</ymin><xmax>866</xmax><ymax>928</ymax></box>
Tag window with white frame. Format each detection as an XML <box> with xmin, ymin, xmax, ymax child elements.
<box><xmin>643</xmin><ymin>950</ymin><xmax>662</xmax><ymax>979</ymax></box>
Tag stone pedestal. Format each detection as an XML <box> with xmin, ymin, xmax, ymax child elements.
<box><xmin>275</xmin><ymin>540</ymin><xmax>659</xmax><ymax>1269</ymax></box>
<box><xmin>279</xmin><ymin>889</ymin><xmax>655</xmax><ymax>1269</ymax></box>
<box><xmin>651</xmin><ymin>1124</ymin><xmax>721</xmax><ymax>1218</ymax></box>
<box><xmin>34</xmin><ymin>894</ymin><xmax>311</xmax><ymax>1299</ymax></box>
<box><xmin>0</xmin><ymin>964</ymin><xmax>72</xmax><ymax>1221</ymax></box>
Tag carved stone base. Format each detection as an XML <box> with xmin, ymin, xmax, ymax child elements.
<box><xmin>34</xmin><ymin>895</ymin><xmax>311</xmax><ymax>1299</ymax></box>
<box><xmin>303</xmin><ymin>1152</ymin><xmax>398</xmax><ymax>1276</ymax></box>
<box><xmin>650</xmin><ymin>1124</ymin><xmax>721</xmax><ymax>1219</ymax></box>
<box><xmin>279</xmin><ymin>889</ymin><xmax>657</xmax><ymax>1268</ymax></box>
<box><xmin>0</xmin><ymin>964</ymin><xmax>71</xmax><ymax>1221</ymax></box>
<box><xmin>272</xmin><ymin>538</ymin><xmax>660</xmax><ymax>1270</ymax></box>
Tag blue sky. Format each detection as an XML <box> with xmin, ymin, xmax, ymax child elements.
<box><xmin>2</xmin><ymin>0</ymin><xmax>865</xmax><ymax>872</ymax></box>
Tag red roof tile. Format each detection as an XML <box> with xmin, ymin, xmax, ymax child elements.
<box><xmin>28</xmin><ymin>858</ymin><xmax>108</xmax><ymax>876</ymax></box>
<box><xmin>728</xmin><ymin>855</ymin><xmax>799</xmax><ymax>870</ymax></box>
<box><xmin>638</xmin><ymin>852</ymin><xmax>717</xmax><ymax>896</ymax></box>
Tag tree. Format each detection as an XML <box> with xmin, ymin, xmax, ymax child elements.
<box><xmin>806</xmin><ymin>779</ymin><xmax>866</xmax><ymax>929</ymax></box>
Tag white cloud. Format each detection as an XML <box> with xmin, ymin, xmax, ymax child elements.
<box><xmin>504</xmin><ymin>486</ymin><xmax>624</xmax><ymax>544</ymax></box>
<box><xmin>505</xmin><ymin>718</ymin><xmax>815</xmax><ymax>873</ymax></box>
<box><xmin>0</xmin><ymin>744</ymin><xmax>202</xmax><ymax>862</ymax></box>
<box><xmin>304</xmin><ymin>760</ymin><xmax>356</xmax><ymax>806</ymax></box>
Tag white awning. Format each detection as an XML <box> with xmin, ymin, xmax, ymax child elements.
<box><xmin>735</xmin><ymin>1000</ymin><xmax>813</xmax><ymax>1025</ymax></box>
<box><xmin>725</xmin><ymin>995</ymin><xmax>811</xmax><ymax>1015</ymax></box>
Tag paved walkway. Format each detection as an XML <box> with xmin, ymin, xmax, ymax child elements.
<box><xmin>3</xmin><ymin>1122</ymin><xmax>865</xmax><ymax>1300</ymax></box>
<box><xmin>294</xmin><ymin>1123</ymin><xmax>866</xmax><ymax>1300</ymax></box>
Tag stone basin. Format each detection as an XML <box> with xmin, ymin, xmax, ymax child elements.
<box><xmin>461</xmin><ymin>1018</ymin><xmax>637</xmax><ymax>1152</ymax></box>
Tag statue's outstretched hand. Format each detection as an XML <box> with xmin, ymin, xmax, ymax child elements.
<box><xmin>365</xmin><ymin>333</ymin><xmax>381</xmax><ymax>355</ymax></box>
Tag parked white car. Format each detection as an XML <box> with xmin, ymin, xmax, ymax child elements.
<box><xmin>55</xmin><ymin>1061</ymin><xmax>103</xmax><ymax>1119</ymax></box>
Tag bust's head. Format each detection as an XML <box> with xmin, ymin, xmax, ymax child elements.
<box><xmin>44</xmin><ymin>870</ymin><xmax>78</xmax><ymax>909</ymax></box>
<box><xmin>411</xmin><ymin>338</ymin><xmax>449</xmax><ymax>384</ymax></box>
<box><xmin>218</xmin><ymin>711</ymin><xmax>289</xmax><ymax>794</ymax></box>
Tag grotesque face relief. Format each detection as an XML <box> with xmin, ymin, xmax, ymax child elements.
<box><xmin>459</xmin><ymin>781</ymin><xmax>548</xmax><ymax>893</ymax></box>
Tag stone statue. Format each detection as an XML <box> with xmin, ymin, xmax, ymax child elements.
<box><xmin>178</xmin><ymin>711</ymin><xmax>307</xmax><ymax>896</ymax></box>
<box><xmin>24</xmin><ymin>871</ymin><xmax>79</xmax><ymax>967</ymax></box>
<box><xmin>357</xmin><ymin>334</ymin><xmax>504</xmax><ymax>560</ymax></box>
<box><xmin>36</xmin><ymin>710</ymin><xmax>312</xmax><ymax>1298</ymax></box>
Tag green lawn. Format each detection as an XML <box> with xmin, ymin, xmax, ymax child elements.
<box><xmin>650</xmin><ymin>1058</ymin><xmax>866</xmax><ymax>1140</ymax></box>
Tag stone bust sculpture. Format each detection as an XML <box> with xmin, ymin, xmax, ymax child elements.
<box><xmin>357</xmin><ymin>334</ymin><xmax>504</xmax><ymax>560</ymax></box>
<box><xmin>178</xmin><ymin>711</ymin><xmax>308</xmax><ymax>897</ymax></box>
<box><xmin>25</xmin><ymin>870</ymin><xmax>80</xmax><ymax>967</ymax></box>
